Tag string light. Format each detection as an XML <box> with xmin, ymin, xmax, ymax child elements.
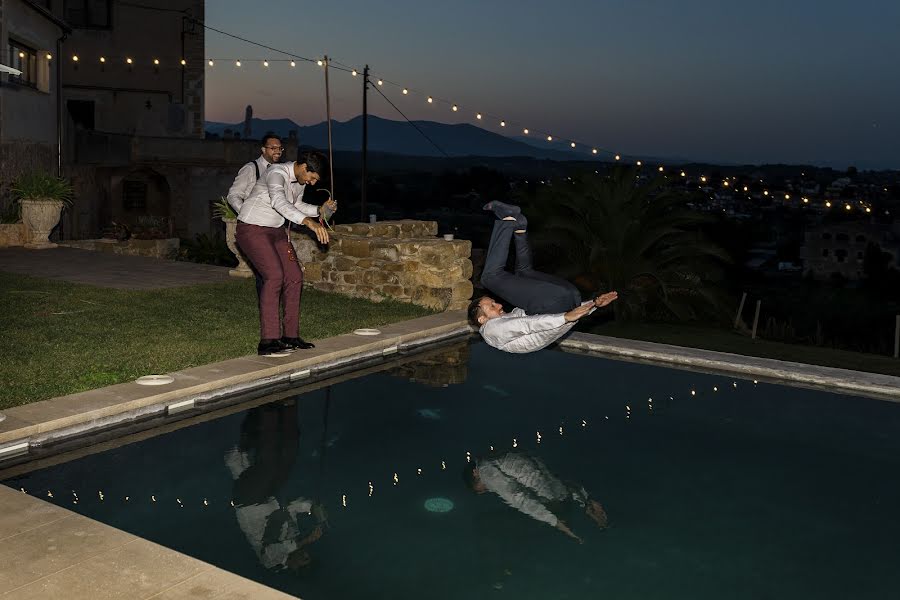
<box><xmin>317</xmin><ymin>59</ymin><xmax>323</xmax><ymax>66</ymax></box>
<box><xmin>592</xmin><ymin>148</ymin><xmax>598</xmax><ymax>154</ymax></box>
<box><xmin>72</xmin><ymin>55</ymin><xmax>79</xmax><ymax>62</ymax></box>
<box><xmin>658</xmin><ymin>166</ymin><xmax>664</xmax><ymax>172</ymax></box>
<box><xmin>208</xmin><ymin>59</ymin><xmax>214</xmax><ymax>66</ymax></box>
<box><xmin>341</xmin><ymin>494</ymin><xmax>347</xmax><ymax>507</ymax></box>
<box><xmin>512</xmin><ymin>437</ymin><xmax>518</xmax><ymax>448</ymax></box>
<box><xmin>636</xmin><ymin>160</ymin><xmax>642</xmax><ymax>166</ymax></box>
<box><xmin>153</xmin><ymin>58</ymin><xmax>160</xmax><ymax>65</ymax></box>
<box><xmin>427</xmin><ymin>96</ymin><xmax>433</xmax><ymax>103</ymax></box>
<box><xmin>402</xmin><ymin>88</ymin><xmax>408</xmax><ymax>94</ymax></box>
<box><xmin>452</xmin><ymin>104</ymin><xmax>458</xmax><ymax>111</ymax></box>
<box><xmin>290</xmin><ymin>61</ymin><xmax>296</xmax><ymax>67</ymax></box>
<box><xmin>263</xmin><ymin>60</ymin><xmax>269</xmax><ymax>67</ymax></box>
<box><xmin>235</xmin><ymin>60</ymin><xmax>241</xmax><ymax>67</ymax></box>
<box><xmin>368</xmin><ymin>481</ymin><xmax>374</xmax><ymax>496</ymax></box>
<box><xmin>99</xmin><ymin>56</ymin><xmax>105</xmax><ymax>63</ymax></box>
<box><xmin>523</xmin><ymin>128</ymin><xmax>529</xmax><ymax>134</ymax></box>
<box><xmin>46</xmin><ymin>53</ymin><xmax>53</xmax><ymax>60</ymax></box>
<box><xmin>615</xmin><ymin>154</ymin><xmax>620</xmax><ymax>161</ymax></box>
<box><xmin>547</xmin><ymin>135</ymin><xmax>553</xmax><ymax>141</ymax></box>
<box><xmin>476</xmin><ymin>113</ymin><xmax>482</xmax><ymax>119</ymax></box>
<box><xmin>351</xmin><ymin>69</ymin><xmax>357</xmax><ymax>76</ymax></box>
<box><xmin>19</xmin><ymin>51</ymin><xmax>25</xmax><ymax>58</ymax></box>
<box><xmin>571</xmin><ymin>142</ymin><xmax>576</xmax><ymax>148</ymax></box>
<box><xmin>377</xmin><ymin>79</ymin><xmax>383</xmax><ymax>85</ymax></box>
<box><xmin>126</xmin><ymin>57</ymin><xmax>133</xmax><ymax>64</ymax></box>
<box><xmin>180</xmin><ymin>59</ymin><xmax>186</xmax><ymax>66</ymax></box>
<box><xmin>500</xmin><ymin>120</ymin><xmax>506</xmax><ymax>127</ymax></box>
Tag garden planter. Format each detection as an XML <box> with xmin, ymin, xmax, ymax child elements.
<box><xmin>20</xmin><ymin>199</ymin><xmax>63</xmax><ymax>249</ymax></box>
<box><xmin>224</xmin><ymin>218</ymin><xmax>253</xmax><ymax>278</ymax></box>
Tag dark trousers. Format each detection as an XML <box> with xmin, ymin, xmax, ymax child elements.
<box><xmin>480</xmin><ymin>219</ymin><xmax>581</xmax><ymax>315</ymax></box>
<box><xmin>235</xmin><ymin>222</ymin><xmax>304</xmax><ymax>340</ymax></box>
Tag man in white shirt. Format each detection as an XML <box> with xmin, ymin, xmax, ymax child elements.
<box><xmin>469</xmin><ymin>202</ymin><xmax>617</xmax><ymax>353</ymax></box>
<box><xmin>226</xmin><ymin>133</ymin><xmax>284</xmax><ymax>298</ymax></box>
<box><xmin>235</xmin><ymin>150</ymin><xmax>333</xmax><ymax>356</ymax></box>
<box><xmin>465</xmin><ymin>452</ymin><xmax>608</xmax><ymax>543</ymax></box>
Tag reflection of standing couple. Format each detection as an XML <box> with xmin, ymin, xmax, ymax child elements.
<box><xmin>224</xmin><ymin>401</ymin><xmax>326</xmax><ymax>570</ymax></box>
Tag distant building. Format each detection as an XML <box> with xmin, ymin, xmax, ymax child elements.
<box><xmin>800</xmin><ymin>221</ymin><xmax>900</xmax><ymax>280</ymax></box>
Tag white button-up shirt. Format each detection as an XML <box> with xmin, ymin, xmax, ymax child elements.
<box><xmin>479</xmin><ymin>301</ymin><xmax>595</xmax><ymax>354</ymax></box>
<box><xmin>237</xmin><ymin>161</ymin><xmax>320</xmax><ymax>228</ymax></box>
<box><xmin>226</xmin><ymin>154</ymin><xmax>272</xmax><ymax>214</ymax></box>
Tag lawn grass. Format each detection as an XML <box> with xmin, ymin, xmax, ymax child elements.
<box><xmin>587</xmin><ymin>320</ymin><xmax>900</xmax><ymax>377</ymax></box>
<box><xmin>0</xmin><ymin>272</ymin><xmax>434</xmax><ymax>409</ymax></box>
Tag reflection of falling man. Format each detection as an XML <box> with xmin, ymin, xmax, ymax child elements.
<box><xmin>224</xmin><ymin>401</ymin><xmax>327</xmax><ymax>570</ymax></box>
<box><xmin>464</xmin><ymin>452</ymin><xmax>608</xmax><ymax>543</ymax></box>
<box><xmin>469</xmin><ymin>202</ymin><xmax>617</xmax><ymax>353</ymax></box>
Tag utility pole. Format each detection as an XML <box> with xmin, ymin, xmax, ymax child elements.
<box><xmin>361</xmin><ymin>65</ymin><xmax>369</xmax><ymax>222</ymax></box>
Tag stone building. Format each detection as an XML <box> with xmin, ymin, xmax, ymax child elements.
<box><xmin>800</xmin><ymin>221</ymin><xmax>900</xmax><ymax>280</ymax></box>
<box><xmin>0</xmin><ymin>0</ymin><xmax>70</xmax><ymax>203</ymax></box>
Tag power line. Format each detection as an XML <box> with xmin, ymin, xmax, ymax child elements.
<box><xmin>369</xmin><ymin>81</ymin><xmax>450</xmax><ymax>158</ymax></box>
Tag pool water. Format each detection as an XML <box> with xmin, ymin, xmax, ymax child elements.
<box><xmin>5</xmin><ymin>341</ymin><xmax>900</xmax><ymax>599</ymax></box>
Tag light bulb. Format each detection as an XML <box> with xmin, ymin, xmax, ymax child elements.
<box><xmin>500</xmin><ymin>120</ymin><xmax>506</xmax><ymax>127</ymax></box>
<box><xmin>523</xmin><ymin>128</ymin><xmax>529</xmax><ymax>134</ymax></box>
<box><xmin>352</xmin><ymin>69</ymin><xmax>357</xmax><ymax>76</ymax></box>
<box><xmin>263</xmin><ymin>60</ymin><xmax>269</xmax><ymax>67</ymax></box>
<box><xmin>452</xmin><ymin>105</ymin><xmax>458</xmax><ymax>111</ymax></box>
<box><xmin>681</xmin><ymin>171</ymin><xmax>686</xmax><ymax>177</ymax></box>
<box><xmin>73</xmin><ymin>55</ymin><xmax>80</xmax><ymax>62</ymax></box>
<box><xmin>615</xmin><ymin>154</ymin><xmax>620</xmax><ymax>160</ymax></box>
<box><xmin>208</xmin><ymin>59</ymin><xmax>214</xmax><ymax>66</ymax></box>
<box><xmin>427</xmin><ymin>96</ymin><xmax>433</xmax><ymax>103</ymax></box>
<box><xmin>476</xmin><ymin>113</ymin><xmax>482</xmax><ymax>119</ymax></box>
<box><xmin>99</xmin><ymin>56</ymin><xmax>105</xmax><ymax>63</ymax></box>
<box><xmin>377</xmin><ymin>79</ymin><xmax>383</xmax><ymax>85</ymax></box>
<box><xmin>290</xmin><ymin>61</ymin><xmax>296</xmax><ymax>67</ymax></box>
<box><xmin>592</xmin><ymin>148</ymin><xmax>598</xmax><ymax>154</ymax></box>
<box><xmin>636</xmin><ymin>160</ymin><xmax>642</xmax><ymax>166</ymax></box>
<box><xmin>180</xmin><ymin>59</ymin><xmax>186</xmax><ymax>66</ymax></box>
<box><xmin>153</xmin><ymin>58</ymin><xmax>160</xmax><ymax>65</ymax></box>
<box><xmin>658</xmin><ymin>166</ymin><xmax>664</xmax><ymax>172</ymax></box>
<box><xmin>126</xmin><ymin>57</ymin><xmax>133</xmax><ymax>64</ymax></box>
<box><xmin>235</xmin><ymin>60</ymin><xmax>241</xmax><ymax>67</ymax></box>
<box><xmin>317</xmin><ymin>60</ymin><xmax>323</xmax><ymax>66</ymax></box>
<box><xmin>19</xmin><ymin>51</ymin><xmax>25</xmax><ymax>58</ymax></box>
<box><xmin>571</xmin><ymin>142</ymin><xmax>576</xmax><ymax>148</ymax></box>
<box><xmin>46</xmin><ymin>53</ymin><xmax>53</xmax><ymax>60</ymax></box>
<box><xmin>547</xmin><ymin>135</ymin><xmax>552</xmax><ymax>141</ymax></box>
<box><xmin>402</xmin><ymin>88</ymin><xmax>408</xmax><ymax>94</ymax></box>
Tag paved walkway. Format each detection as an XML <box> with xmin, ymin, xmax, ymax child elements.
<box><xmin>0</xmin><ymin>247</ymin><xmax>231</xmax><ymax>290</ymax></box>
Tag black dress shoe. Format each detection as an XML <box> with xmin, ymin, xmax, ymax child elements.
<box><xmin>258</xmin><ymin>338</ymin><xmax>293</xmax><ymax>356</ymax></box>
<box><xmin>281</xmin><ymin>336</ymin><xmax>315</xmax><ymax>350</ymax></box>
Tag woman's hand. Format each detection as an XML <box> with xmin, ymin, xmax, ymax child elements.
<box><xmin>303</xmin><ymin>217</ymin><xmax>330</xmax><ymax>244</ymax></box>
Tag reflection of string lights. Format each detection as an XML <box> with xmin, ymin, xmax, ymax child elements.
<box><xmin>19</xmin><ymin>376</ymin><xmax>772</xmax><ymax>516</ymax></box>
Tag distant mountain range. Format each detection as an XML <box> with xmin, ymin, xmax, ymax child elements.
<box><xmin>205</xmin><ymin>115</ymin><xmax>593</xmax><ymax>161</ymax></box>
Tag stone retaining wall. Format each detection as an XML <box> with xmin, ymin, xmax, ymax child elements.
<box><xmin>290</xmin><ymin>220</ymin><xmax>473</xmax><ymax>311</ymax></box>
<box><xmin>60</xmin><ymin>238</ymin><xmax>180</xmax><ymax>260</ymax></box>
<box><xmin>0</xmin><ymin>224</ymin><xmax>26</xmax><ymax>247</ymax></box>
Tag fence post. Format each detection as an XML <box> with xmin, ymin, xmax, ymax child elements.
<box><xmin>894</xmin><ymin>315</ymin><xmax>899</xmax><ymax>359</ymax></box>
<box><xmin>734</xmin><ymin>292</ymin><xmax>747</xmax><ymax>329</ymax></box>
<box><xmin>751</xmin><ymin>300</ymin><xmax>762</xmax><ymax>340</ymax></box>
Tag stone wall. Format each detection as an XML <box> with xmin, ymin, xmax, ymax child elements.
<box><xmin>0</xmin><ymin>223</ymin><xmax>26</xmax><ymax>247</ymax></box>
<box><xmin>60</xmin><ymin>238</ymin><xmax>179</xmax><ymax>259</ymax></box>
<box><xmin>291</xmin><ymin>220</ymin><xmax>473</xmax><ymax>311</ymax></box>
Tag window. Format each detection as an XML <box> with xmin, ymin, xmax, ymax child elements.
<box><xmin>123</xmin><ymin>180</ymin><xmax>148</xmax><ymax>212</ymax></box>
<box><xmin>65</xmin><ymin>0</ymin><xmax>111</xmax><ymax>28</ymax></box>
<box><xmin>7</xmin><ymin>40</ymin><xmax>38</xmax><ymax>88</ymax></box>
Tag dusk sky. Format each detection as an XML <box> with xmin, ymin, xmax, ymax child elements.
<box><xmin>205</xmin><ymin>0</ymin><xmax>900</xmax><ymax>169</ymax></box>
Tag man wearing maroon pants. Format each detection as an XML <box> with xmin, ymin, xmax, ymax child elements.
<box><xmin>236</xmin><ymin>151</ymin><xmax>334</xmax><ymax>356</ymax></box>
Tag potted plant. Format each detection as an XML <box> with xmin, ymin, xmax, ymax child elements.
<box><xmin>212</xmin><ymin>196</ymin><xmax>253</xmax><ymax>277</ymax></box>
<box><xmin>12</xmin><ymin>171</ymin><xmax>74</xmax><ymax>249</ymax></box>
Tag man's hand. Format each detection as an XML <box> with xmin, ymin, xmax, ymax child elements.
<box><xmin>303</xmin><ymin>217</ymin><xmax>330</xmax><ymax>244</ymax></box>
<box><xmin>556</xmin><ymin>520</ymin><xmax>583</xmax><ymax>543</ymax></box>
<box><xmin>319</xmin><ymin>199</ymin><xmax>337</xmax><ymax>220</ymax></box>
<box><xmin>594</xmin><ymin>291</ymin><xmax>618</xmax><ymax>308</ymax></box>
<box><xmin>564</xmin><ymin>302</ymin><xmax>594</xmax><ymax>323</ymax></box>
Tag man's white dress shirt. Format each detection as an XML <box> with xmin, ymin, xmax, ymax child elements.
<box><xmin>479</xmin><ymin>301</ymin><xmax>595</xmax><ymax>354</ymax></box>
<box><xmin>237</xmin><ymin>161</ymin><xmax>320</xmax><ymax>228</ymax></box>
<box><xmin>226</xmin><ymin>154</ymin><xmax>271</xmax><ymax>214</ymax></box>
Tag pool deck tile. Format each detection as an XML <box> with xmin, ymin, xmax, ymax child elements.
<box><xmin>0</xmin><ymin>486</ymin><xmax>299</xmax><ymax>599</ymax></box>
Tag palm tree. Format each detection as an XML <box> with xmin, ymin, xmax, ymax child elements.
<box><xmin>521</xmin><ymin>167</ymin><xmax>732</xmax><ymax>322</ymax></box>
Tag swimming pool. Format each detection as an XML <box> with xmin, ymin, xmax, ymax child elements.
<box><xmin>4</xmin><ymin>340</ymin><xmax>900</xmax><ymax>599</ymax></box>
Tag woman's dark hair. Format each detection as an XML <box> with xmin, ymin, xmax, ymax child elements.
<box><xmin>261</xmin><ymin>132</ymin><xmax>281</xmax><ymax>147</ymax></box>
<box><xmin>298</xmin><ymin>150</ymin><xmax>328</xmax><ymax>175</ymax></box>
<box><xmin>462</xmin><ymin>461</ymin><xmax>478</xmax><ymax>490</ymax></box>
